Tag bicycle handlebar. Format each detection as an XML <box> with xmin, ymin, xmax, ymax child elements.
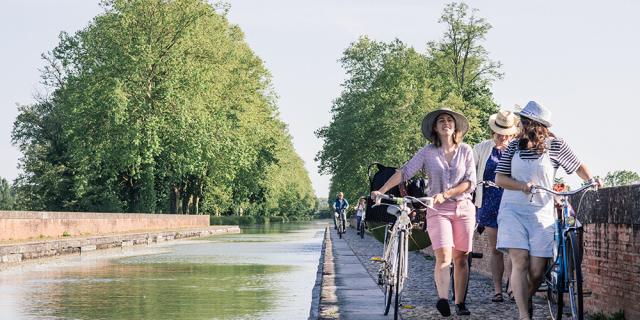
<box><xmin>373</xmin><ymin>194</ymin><xmax>434</xmax><ymax>209</ymax></box>
<box><xmin>530</xmin><ymin>180</ymin><xmax>599</xmax><ymax>197</ymax></box>
<box><xmin>477</xmin><ymin>180</ymin><xmax>500</xmax><ymax>188</ymax></box>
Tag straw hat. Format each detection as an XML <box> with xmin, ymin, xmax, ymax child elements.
<box><xmin>421</xmin><ymin>108</ymin><xmax>469</xmax><ymax>142</ymax></box>
<box><xmin>488</xmin><ymin>110</ymin><xmax>519</xmax><ymax>135</ymax></box>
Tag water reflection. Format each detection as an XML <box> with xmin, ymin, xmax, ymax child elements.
<box><xmin>0</xmin><ymin>221</ymin><xmax>326</xmax><ymax>320</ymax></box>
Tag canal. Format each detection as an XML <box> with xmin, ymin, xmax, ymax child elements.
<box><xmin>0</xmin><ymin>221</ymin><xmax>326</xmax><ymax>319</ymax></box>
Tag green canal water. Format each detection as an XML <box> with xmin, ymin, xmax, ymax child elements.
<box><xmin>0</xmin><ymin>221</ymin><xmax>327</xmax><ymax>320</ymax></box>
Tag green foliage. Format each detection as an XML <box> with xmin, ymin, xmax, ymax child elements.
<box><xmin>603</xmin><ymin>170</ymin><xmax>640</xmax><ymax>187</ymax></box>
<box><xmin>316</xmin><ymin>2</ymin><xmax>501</xmax><ymax>201</ymax></box>
<box><xmin>0</xmin><ymin>178</ymin><xmax>16</xmax><ymax>210</ymax></box>
<box><xmin>12</xmin><ymin>0</ymin><xmax>315</xmax><ymax>219</ymax></box>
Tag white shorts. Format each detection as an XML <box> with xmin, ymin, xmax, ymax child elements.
<box><xmin>496</xmin><ymin>202</ymin><xmax>555</xmax><ymax>258</ymax></box>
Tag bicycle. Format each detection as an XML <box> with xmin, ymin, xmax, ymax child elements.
<box><xmin>530</xmin><ymin>180</ymin><xmax>598</xmax><ymax>320</ymax></box>
<box><xmin>373</xmin><ymin>193</ymin><xmax>433</xmax><ymax>320</ymax></box>
<box><xmin>335</xmin><ymin>209</ymin><xmax>347</xmax><ymax>239</ymax></box>
<box><xmin>449</xmin><ymin>180</ymin><xmax>499</xmax><ymax>304</ymax></box>
<box><xmin>358</xmin><ymin>204</ymin><xmax>367</xmax><ymax>239</ymax></box>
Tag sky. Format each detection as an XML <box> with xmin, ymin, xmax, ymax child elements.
<box><xmin>1</xmin><ymin>0</ymin><xmax>639</xmax><ymax>198</ymax></box>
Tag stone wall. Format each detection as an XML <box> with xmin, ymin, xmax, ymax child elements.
<box><xmin>0</xmin><ymin>211</ymin><xmax>210</xmax><ymax>241</ymax></box>
<box><xmin>447</xmin><ymin>185</ymin><xmax>640</xmax><ymax>318</ymax></box>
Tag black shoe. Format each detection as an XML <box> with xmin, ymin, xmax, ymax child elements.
<box><xmin>436</xmin><ymin>298</ymin><xmax>451</xmax><ymax>317</ymax></box>
<box><xmin>455</xmin><ymin>303</ymin><xmax>471</xmax><ymax>316</ymax></box>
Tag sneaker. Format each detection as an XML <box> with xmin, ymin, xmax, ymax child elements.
<box><xmin>455</xmin><ymin>303</ymin><xmax>471</xmax><ymax>316</ymax></box>
<box><xmin>436</xmin><ymin>298</ymin><xmax>451</xmax><ymax>317</ymax></box>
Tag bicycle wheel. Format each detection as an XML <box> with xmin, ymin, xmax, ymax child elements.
<box><xmin>338</xmin><ymin>220</ymin><xmax>343</xmax><ymax>239</ymax></box>
<box><xmin>449</xmin><ymin>254</ymin><xmax>473</xmax><ymax>303</ymax></box>
<box><xmin>394</xmin><ymin>230</ymin><xmax>406</xmax><ymax>320</ymax></box>
<box><xmin>359</xmin><ymin>220</ymin><xmax>365</xmax><ymax>239</ymax></box>
<box><xmin>546</xmin><ymin>260</ymin><xmax>564</xmax><ymax>320</ymax></box>
<box><xmin>449</xmin><ymin>263</ymin><xmax>455</xmax><ymax>302</ymax></box>
<box><xmin>384</xmin><ymin>234</ymin><xmax>398</xmax><ymax>315</ymax></box>
<box><xmin>566</xmin><ymin>231</ymin><xmax>584</xmax><ymax>320</ymax></box>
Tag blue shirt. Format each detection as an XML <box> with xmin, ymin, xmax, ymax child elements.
<box><xmin>333</xmin><ymin>198</ymin><xmax>349</xmax><ymax>212</ymax></box>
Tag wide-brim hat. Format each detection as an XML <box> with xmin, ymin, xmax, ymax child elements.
<box><xmin>516</xmin><ymin>101</ymin><xmax>552</xmax><ymax>127</ymax></box>
<box><xmin>421</xmin><ymin>108</ymin><xmax>469</xmax><ymax>142</ymax></box>
<box><xmin>488</xmin><ymin>110</ymin><xmax>519</xmax><ymax>135</ymax></box>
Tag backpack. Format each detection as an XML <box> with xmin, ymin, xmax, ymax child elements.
<box><xmin>365</xmin><ymin>162</ymin><xmax>429</xmax><ymax>223</ymax></box>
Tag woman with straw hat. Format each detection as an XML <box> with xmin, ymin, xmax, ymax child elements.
<box><xmin>371</xmin><ymin>107</ymin><xmax>476</xmax><ymax>316</ymax></box>
<box><xmin>473</xmin><ymin>110</ymin><xmax>519</xmax><ymax>303</ymax></box>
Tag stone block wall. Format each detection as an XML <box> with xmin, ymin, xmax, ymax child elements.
<box><xmin>0</xmin><ymin>211</ymin><xmax>210</xmax><ymax>241</ymax></box>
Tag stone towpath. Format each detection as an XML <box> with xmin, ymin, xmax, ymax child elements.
<box><xmin>319</xmin><ymin>225</ymin><xmax>550</xmax><ymax>319</ymax></box>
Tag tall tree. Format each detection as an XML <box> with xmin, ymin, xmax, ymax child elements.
<box><xmin>0</xmin><ymin>178</ymin><xmax>16</xmax><ymax>210</ymax></box>
<box><xmin>316</xmin><ymin>2</ymin><xmax>503</xmax><ymax>202</ymax></box>
<box><xmin>12</xmin><ymin>0</ymin><xmax>316</xmax><ymax>218</ymax></box>
<box><xmin>427</xmin><ymin>2</ymin><xmax>503</xmax><ymax>143</ymax></box>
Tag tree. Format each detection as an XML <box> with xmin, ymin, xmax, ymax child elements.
<box><xmin>12</xmin><ymin>0</ymin><xmax>316</xmax><ymax>218</ymax></box>
<box><xmin>316</xmin><ymin>37</ymin><xmax>439</xmax><ymax>202</ymax></box>
<box><xmin>0</xmin><ymin>178</ymin><xmax>16</xmax><ymax>210</ymax></box>
<box><xmin>604</xmin><ymin>170</ymin><xmax>640</xmax><ymax>187</ymax></box>
<box><xmin>426</xmin><ymin>2</ymin><xmax>503</xmax><ymax>142</ymax></box>
<box><xmin>316</xmin><ymin>2</ymin><xmax>503</xmax><ymax>201</ymax></box>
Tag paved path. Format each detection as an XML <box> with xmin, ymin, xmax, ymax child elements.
<box><xmin>318</xmin><ymin>227</ymin><xmax>389</xmax><ymax>319</ymax></box>
<box><xmin>327</xmin><ymin>225</ymin><xmax>551</xmax><ymax>320</ymax></box>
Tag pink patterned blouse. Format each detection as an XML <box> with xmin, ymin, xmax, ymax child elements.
<box><xmin>400</xmin><ymin>143</ymin><xmax>476</xmax><ymax>201</ymax></box>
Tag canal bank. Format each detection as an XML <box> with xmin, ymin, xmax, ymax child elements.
<box><xmin>313</xmin><ymin>226</ymin><xmax>389</xmax><ymax>320</ymax></box>
<box><xmin>0</xmin><ymin>226</ymin><xmax>239</xmax><ymax>269</ymax></box>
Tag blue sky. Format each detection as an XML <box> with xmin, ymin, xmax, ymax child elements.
<box><xmin>1</xmin><ymin>0</ymin><xmax>639</xmax><ymax>197</ymax></box>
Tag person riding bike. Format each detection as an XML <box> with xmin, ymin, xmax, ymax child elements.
<box><xmin>333</xmin><ymin>192</ymin><xmax>349</xmax><ymax>231</ymax></box>
<box><xmin>355</xmin><ymin>197</ymin><xmax>366</xmax><ymax>235</ymax></box>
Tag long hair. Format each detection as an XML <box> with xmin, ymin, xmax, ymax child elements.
<box><xmin>430</xmin><ymin>114</ymin><xmax>460</xmax><ymax>147</ymax></box>
<box><xmin>518</xmin><ymin>117</ymin><xmax>554</xmax><ymax>154</ymax></box>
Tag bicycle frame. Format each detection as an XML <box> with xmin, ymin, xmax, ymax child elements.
<box><xmin>374</xmin><ymin>194</ymin><xmax>433</xmax><ymax>319</ymax></box>
<box><xmin>532</xmin><ymin>181</ymin><xmax>596</xmax><ymax>320</ymax></box>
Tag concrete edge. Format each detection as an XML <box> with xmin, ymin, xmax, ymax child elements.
<box><xmin>308</xmin><ymin>226</ymin><xmax>328</xmax><ymax>320</ymax></box>
<box><xmin>0</xmin><ymin>225</ymin><xmax>240</xmax><ymax>269</ymax></box>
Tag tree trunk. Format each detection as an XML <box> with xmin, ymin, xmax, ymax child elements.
<box><xmin>169</xmin><ymin>186</ymin><xmax>179</xmax><ymax>214</ymax></box>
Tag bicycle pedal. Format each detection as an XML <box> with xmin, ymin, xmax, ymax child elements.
<box><xmin>370</xmin><ymin>256</ymin><xmax>383</xmax><ymax>262</ymax></box>
<box><xmin>402</xmin><ymin>304</ymin><xmax>415</xmax><ymax>309</ymax></box>
<box><xmin>583</xmin><ymin>289</ymin><xmax>593</xmax><ymax>297</ymax></box>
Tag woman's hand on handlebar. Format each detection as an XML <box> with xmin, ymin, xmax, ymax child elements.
<box><xmin>370</xmin><ymin>190</ymin><xmax>383</xmax><ymax>201</ymax></box>
<box><xmin>433</xmin><ymin>193</ymin><xmax>446</xmax><ymax>205</ymax></box>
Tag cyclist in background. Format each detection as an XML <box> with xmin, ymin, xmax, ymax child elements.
<box><xmin>494</xmin><ymin>101</ymin><xmax>601</xmax><ymax>320</ymax></box>
<box><xmin>355</xmin><ymin>197</ymin><xmax>366</xmax><ymax>235</ymax></box>
<box><xmin>473</xmin><ymin>110</ymin><xmax>519</xmax><ymax>302</ymax></box>
<box><xmin>371</xmin><ymin>107</ymin><xmax>476</xmax><ymax>317</ymax></box>
<box><xmin>333</xmin><ymin>192</ymin><xmax>349</xmax><ymax>231</ymax></box>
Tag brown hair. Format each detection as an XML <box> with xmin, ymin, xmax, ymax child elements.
<box><xmin>518</xmin><ymin>117</ymin><xmax>554</xmax><ymax>154</ymax></box>
<box><xmin>430</xmin><ymin>113</ymin><xmax>460</xmax><ymax>147</ymax></box>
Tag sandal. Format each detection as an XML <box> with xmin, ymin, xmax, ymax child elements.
<box><xmin>491</xmin><ymin>293</ymin><xmax>504</xmax><ymax>302</ymax></box>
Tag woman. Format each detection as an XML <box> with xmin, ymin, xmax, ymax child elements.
<box><xmin>473</xmin><ymin>110</ymin><xmax>519</xmax><ymax>302</ymax></box>
<box><xmin>355</xmin><ymin>197</ymin><xmax>366</xmax><ymax>235</ymax></box>
<box><xmin>494</xmin><ymin>101</ymin><xmax>600</xmax><ymax>320</ymax></box>
<box><xmin>371</xmin><ymin>108</ymin><xmax>476</xmax><ymax>316</ymax></box>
